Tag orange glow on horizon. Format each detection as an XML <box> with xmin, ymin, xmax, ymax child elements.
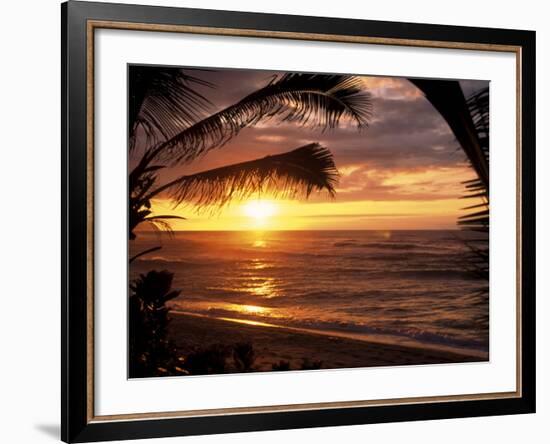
<box><xmin>136</xmin><ymin>165</ymin><xmax>479</xmax><ymax>232</ymax></box>
<box><xmin>141</xmin><ymin>196</ymin><xmax>474</xmax><ymax>231</ymax></box>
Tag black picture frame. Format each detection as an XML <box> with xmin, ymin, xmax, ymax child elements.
<box><xmin>62</xmin><ymin>1</ymin><xmax>536</xmax><ymax>442</ymax></box>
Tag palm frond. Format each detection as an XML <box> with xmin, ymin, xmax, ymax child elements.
<box><xmin>461</xmin><ymin>87</ymin><xmax>490</xmax><ymax>282</ymax></box>
<box><xmin>148</xmin><ymin>143</ymin><xmax>339</xmax><ymax>210</ymax></box>
<box><xmin>129</xmin><ymin>246</ymin><xmax>162</xmax><ymax>264</ymax></box>
<box><xmin>409</xmin><ymin>79</ymin><xmax>489</xmax><ymax>190</ymax></box>
<box><xmin>142</xmin><ymin>218</ymin><xmax>177</xmax><ymax>238</ymax></box>
<box><xmin>461</xmin><ymin>86</ymin><xmax>490</xmax><ymax>227</ymax></box>
<box><xmin>152</xmin><ymin>73</ymin><xmax>372</xmax><ymax>164</ymax></box>
<box><xmin>411</xmin><ymin>80</ymin><xmax>490</xmax><ymax>284</ymax></box>
<box><xmin>410</xmin><ymin>79</ymin><xmax>490</xmax><ymax>220</ymax></box>
<box><xmin>129</xmin><ymin>66</ymin><xmax>215</xmax><ymax>149</ymax></box>
<box><xmin>467</xmin><ymin>87</ymin><xmax>489</xmax><ymax>162</ymax></box>
<box><xmin>142</xmin><ymin>215</ymin><xmax>186</xmax><ymax>237</ymax></box>
<box><xmin>461</xmin><ymin>202</ymin><xmax>489</xmax><ymax>210</ymax></box>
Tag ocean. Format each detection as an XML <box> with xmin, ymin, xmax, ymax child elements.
<box><xmin>130</xmin><ymin>230</ymin><xmax>489</xmax><ymax>357</ymax></box>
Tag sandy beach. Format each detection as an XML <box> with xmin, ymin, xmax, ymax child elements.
<box><xmin>127</xmin><ymin>68</ymin><xmax>490</xmax><ymax>379</ymax></box>
<box><xmin>168</xmin><ymin>311</ymin><xmax>486</xmax><ymax>373</ymax></box>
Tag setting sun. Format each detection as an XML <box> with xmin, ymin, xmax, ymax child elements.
<box><xmin>128</xmin><ymin>65</ymin><xmax>491</xmax><ymax>379</ymax></box>
<box><xmin>243</xmin><ymin>200</ymin><xmax>278</xmax><ymax>221</ymax></box>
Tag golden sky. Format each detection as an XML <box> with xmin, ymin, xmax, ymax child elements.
<box><xmin>132</xmin><ymin>70</ymin><xmax>486</xmax><ymax>231</ymax></box>
<box><xmin>148</xmin><ymin>165</ymin><xmax>475</xmax><ymax>231</ymax></box>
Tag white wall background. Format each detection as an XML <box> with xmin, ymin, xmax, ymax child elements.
<box><xmin>0</xmin><ymin>0</ymin><xmax>547</xmax><ymax>443</ymax></box>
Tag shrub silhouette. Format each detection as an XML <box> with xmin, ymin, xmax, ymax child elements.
<box><xmin>271</xmin><ymin>359</ymin><xmax>323</xmax><ymax>371</ymax></box>
<box><xmin>300</xmin><ymin>358</ymin><xmax>323</xmax><ymax>370</ymax></box>
<box><xmin>182</xmin><ymin>344</ymin><xmax>229</xmax><ymax>375</ymax></box>
<box><xmin>129</xmin><ymin>270</ymin><xmax>183</xmax><ymax>378</ymax></box>
<box><xmin>232</xmin><ymin>343</ymin><xmax>256</xmax><ymax>372</ymax></box>
<box><xmin>128</xmin><ymin>269</ymin><xmax>326</xmax><ymax>377</ymax></box>
<box><xmin>272</xmin><ymin>360</ymin><xmax>291</xmax><ymax>371</ymax></box>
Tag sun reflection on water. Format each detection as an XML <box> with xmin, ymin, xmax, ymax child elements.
<box><xmin>237</xmin><ymin>303</ymin><xmax>268</xmax><ymax>314</ymax></box>
<box><xmin>250</xmin><ymin>258</ymin><xmax>268</xmax><ymax>270</ymax></box>
<box><xmin>245</xmin><ymin>277</ymin><xmax>279</xmax><ymax>298</ymax></box>
<box><xmin>195</xmin><ymin>301</ymin><xmax>283</xmax><ymax>319</ymax></box>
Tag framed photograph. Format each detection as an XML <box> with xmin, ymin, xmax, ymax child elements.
<box><xmin>62</xmin><ymin>1</ymin><xmax>536</xmax><ymax>442</ymax></box>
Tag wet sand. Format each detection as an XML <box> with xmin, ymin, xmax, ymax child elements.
<box><xmin>168</xmin><ymin>311</ymin><xmax>486</xmax><ymax>373</ymax></box>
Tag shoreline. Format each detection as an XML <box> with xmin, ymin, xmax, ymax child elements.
<box><xmin>137</xmin><ymin>228</ymin><xmax>468</xmax><ymax>234</ymax></box>
<box><xmin>172</xmin><ymin>310</ymin><xmax>487</xmax><ymax>359</ymax></box>
<box><xmin>168</xmin><ymin>311</ymin><xmax>487</xmax><ymax>373</ymax></box>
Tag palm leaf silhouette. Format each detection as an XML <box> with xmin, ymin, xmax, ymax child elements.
<box><xmin>129</xmin><ymin>66</ymin><xmax>214</xmax><ymax>149</ymax></box>
<box><xmin>459</xmin><ymin>87</ymin><xmax>489</xmax><ymax>231</ymax></box>
<box><xmin>409</xmin><ymin>79</ymin><xmax>488</xmax><ymax>190</ymax></box>
<box><xmin>148</xmin><ymin>143</ymin><xmax>338</xmax><ymax>208</ymax></box>
<box><xmin>128</xmin><ymin>69</ymin><xmax>372</xmax><ymax>238</ymax></box>
<box><xmin>459</xmin><ymin>87</ymin><xmax>489</xmax><ymax>281</ymax></box>
<box><xmin>129</xmin><ymin>143</ymin><xmax>337</xmax><ymax>237</ymax></box>
<box><xmin>411</xmin><ymin>79</ymin><xmax>489</xmax><ymax>283</ymax></box>
<box><xmin>140</xmin><ymin>72</ymin><xmax>372</xmax><ymax>166</ymax></box>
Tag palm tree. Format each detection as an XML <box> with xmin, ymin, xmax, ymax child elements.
<box><xmin>129</xmin><ymin>66</ymin><xmax>373</xmax><ymax>239</ymax></box>
<box><xmin>127</xmin><ymin>67</ymin><xmax>374</xmax><ymax>376</ymax></box>
<box><xmin>410</xmin><ymin>79</ymin><xmax>489</xmax><ymax>282</ymax></box>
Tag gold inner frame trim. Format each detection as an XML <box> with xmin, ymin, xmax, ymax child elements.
<box><xmin>86</xmin><ymin>19</ymin><xmax>523</xmax><ymax>423</ymax></box>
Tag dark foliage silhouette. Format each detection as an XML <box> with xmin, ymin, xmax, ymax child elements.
<box><xmin>126</xmin><ymin>70</ymin><xmax>489</xmax><ymax>377</ymax></box>
<box><xmin>272</xmin><ymin>360</ymin><xmax>292</xmax><ymax>371</ymax></box>
<box><xmin>129</xmin><ymin>270</ymin><xmax>184</xmax><ymax>378</ymax></box>
<box><xmin>128</xmin><ymin>67</ymin><xmax>372</xmax><ymax>239</ymax></box>
<box><xmin>181</xmin><ymin>344</ymin><xmax>230</xmax><ymax>375</ymax></box>
<box><xmin>232</xmin><ymin>343</ymin><xmax>256</xmax><ymax>372</ymax></box>
<box><xmin>300</xmin><ymin>359</ymin><xmax>323</xmax><ymax>370</ymax></box>
<box><xmin>129</xmin><ymin>66</ymin><xmax>213</xmax><ymax>150</ymax></box>
<box><xmin>270</xmin><ymin>359</ymin><xmax>323</xmax><ymax>371</ymax></box>
<box><xmin>410</xmin><ymin>80</ymin><xmax>489</xmax><ymax>288</ymax></box>
<box><xmin>128</xmin><ymin>67</ymin><xmax>373</xmax><ymax>378</ymax></box>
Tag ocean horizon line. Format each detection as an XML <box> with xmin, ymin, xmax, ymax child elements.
<box><xmin>136</xmin><ymin>228</ymin><xmax>465</xmax><ymax>233</ymax></box>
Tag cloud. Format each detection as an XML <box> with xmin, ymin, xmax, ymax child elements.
<box><xmin>131</xmin><ymin>67</ymin><xmax>487</xmax><ymax>207</ymax></box>
<box><xmin>329</xmin><ymin>164</ymin><xmax>475</xmax><ymax>202</ymax></box>
<box><xmin>298</xmin><ymin>212</ymin><xmax>416</xmax><ymax>219</ymax></box>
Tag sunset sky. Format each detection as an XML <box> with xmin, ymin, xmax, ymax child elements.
<box><xmin>132</xmin><ymin>69</ymin><xmax>488</xmax><ymax>231</ymax></box>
